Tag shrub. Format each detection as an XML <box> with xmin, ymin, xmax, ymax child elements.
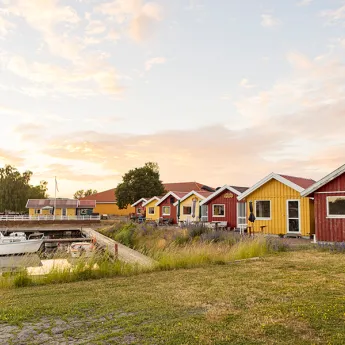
<box><xmin>187</xmin><ymin>224</ymin><xmax>208</xmax><ymax>238</ymax></box>
<box><xmin>114</xmin><ymin>223</ymin><xmax>136</xmax><ymax>247</ymax></box>
<box><xmin>13</xmin><ymin>270</ymin><xmax>33</xmax><ymax>288</ymax></box>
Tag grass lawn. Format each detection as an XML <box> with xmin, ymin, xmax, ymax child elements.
<box><xmin>1</xmin><ymin>250</ymin><xmax>345</xmax><ymax>344</ymax></box>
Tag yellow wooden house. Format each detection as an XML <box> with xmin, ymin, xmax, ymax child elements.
<box><xmin>237</xmin><ymin>173</ymin><xmax>315</xmax><ymax>237</ymax></box>
<box><xmin>142</xmin><ymin>197</ymin><xmax>161</xmax><ymax>221</ymax></box>
<box><xmin>174</xmin><ymin>191</ymin><xmax>213</xmax><ymax>223</ymax></box>
<box><xmin>26</xmin><ymin>199</ymin><xmax>96</xmax><ymax>217</ymax></box>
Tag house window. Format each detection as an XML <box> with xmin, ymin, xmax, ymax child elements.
<box><xmin>183</xmin><ymin>206</ymin><xmax>192</xmax><ymax>215</ymax></box>
<box><xmin>255</xmin><ymin>200</ymin><xmax>271</xmax><ymax>219</ymax></box>
<box><xmin>62</xmin><ymin>208</ymin><xmax>67</xmax><ymax>216</ymax></box>
<box><xmin>213</xmin><ymin>204</ymin><xmax>225</xmax><ymax>217</ymax></box>
<box><xmin>162</xmin><ymin>206</ymin><xmax>170</xmax><ymax>215</ymax></box>
<box><xmin>137</xmin><ymin>207</ymin><xmax>142</xmax><ymax>214</ymax></box>
<box><xmin>327</xmin><ymin>196</ymin><xmax>345</xmax><ymax>217</ymax></box>
<box><xmin>201</xmin><ymin>205</ymin><xmax>208</xmax><ymax>221</ymax></box>
<box><xmin>148</xmin><ymin>207</ymin><xmax>155</xmax><ymax>215</ymax></box>
<box><xmin>35</xmin><ymin>209</ymin><xmax>40</xmax><ymax>215</ymax></box>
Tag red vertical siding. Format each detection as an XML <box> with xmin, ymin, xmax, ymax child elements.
<box><xmin>159</xmin><ymin>197</ymin><xmax>177</xmax><ymax>223</ymax></box>
<box><xmin>314</xmin><ymin>172</ymin><xmax>345</xmax><ymax>242</ymax></box>
<box><xmin>206</xmin><ymin>191</ymin><xmax>244</xmax><ymax>228</ymax></box>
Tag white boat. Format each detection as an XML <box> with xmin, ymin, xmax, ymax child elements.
<box><xmin>69</xmin><ymin>242</ymin><xmax>94</xmax><ymax>258</ymax></box>
<box><xmin>0</xmin><ymin>232</ymin><xmax>44</xmax><ymax>256</ymax></box>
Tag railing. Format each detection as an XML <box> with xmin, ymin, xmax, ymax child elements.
<box><xmin>0</xmin><ymin>215</ymin><xmax>101</xmax><ymax>221</ymax></box>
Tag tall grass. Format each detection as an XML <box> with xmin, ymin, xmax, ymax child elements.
<box><xmin>1</xmin><ymin>223</ymin><xmax>283</xmax><ymax>289</ymax></box>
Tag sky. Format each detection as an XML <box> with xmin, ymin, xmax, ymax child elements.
<box><xmin>1</xmin><ymin>0</ymin><xmax>345</xmax><ymax>198</ymax></box>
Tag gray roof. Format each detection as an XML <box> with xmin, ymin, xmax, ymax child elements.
<box><xmin>230</xmin><ymin>186</ymin><xmax>249</xmax><ymax>194</ymax></box>
<box><xmin>26</xmin><ymin>199</ymin><xmax>96</xmax><ymax>209</ymax></box>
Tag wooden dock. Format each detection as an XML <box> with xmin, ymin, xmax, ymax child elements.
<box><xmin>81</xmin><ymin>228</ymin><xmax>156</xmax><ymax>267</ymax></box>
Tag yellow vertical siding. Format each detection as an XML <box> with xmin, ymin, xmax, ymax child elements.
<box><xmin>144</xmin><ymin>200</ymin><xmax>160</xmax><ymax>221</ymax></box>
<box><xmin>178</xmin><ymin>194</ymin><xmax>203</xmax><ymax>222</ymax></box>
<box><xmin>246</xmin><ymin>179</ymin><xmax>313</xmax><ymax>236</ymax></box>
<box><xmin>94</xmin><ymin>203</ymin><xmax>135</xmax><ymax>216</ymax></box>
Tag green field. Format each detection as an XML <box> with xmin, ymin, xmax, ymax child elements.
<box><xmin>1</xmin><ymin>250</ymin><xmax>345</xmax><ymax>344</ymax></box>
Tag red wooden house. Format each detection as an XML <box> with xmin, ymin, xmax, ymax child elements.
<box><xmin>155</xmin><ymin>191</ymin><xmax>188</xmax><ymax>224</ymax></box>
<box><xmin>302</xmin><ymin>164</ymin><xmax>345</xmax><ymax>242</ymax></box>
<box><xmin>130</xmin><ymin>198</ymin><xmax>148</xmax><ymax>216</ymax></box>
<box><xmin>200</xmin><ymin>185</ymin><xmax>248</xmax><ymax>229</ymax></box>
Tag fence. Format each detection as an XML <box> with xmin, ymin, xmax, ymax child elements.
<box><xmin>0</xmin><ymin>215</ymin><xmax>101</xmax><ymax>222</ymax></box>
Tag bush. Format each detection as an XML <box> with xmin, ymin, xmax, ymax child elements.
<box><xmin>187</xmin><ymin>224</ymin><xmax>209</xmax><ymax>238</ymax></box>
<box><xmin>114</xmin><ymin>223</ymin><xmax>136</xmax><ymax>247</ymax></box>
<box><xmin>13</xmin><ymin>270</ymin><xmax>33</xmax><ymax>288</ymax></box>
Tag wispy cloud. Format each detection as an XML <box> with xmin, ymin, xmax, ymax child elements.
<box><xmin>145</xmin><ymin>57</ymin><xmax>166</xmax><ymax>71</ymax></box>
<box><xmin>321</xmin><ymin>5</ymin><xmax>345</xmax><ymax>25</ymax></box>
<box><xmin>239</xmin><ymin>78</ymin><xmax>256</xmax><ymax>89</ymax></box>
<box><xmin>297</xmin><ymin>0</ymin><xmax>313</xmax><ymax>7</ymax></box>
<box><xmin>261</xmin><ymin>14</ymin><xmax>281</xmax><ymax>28</ymax></box>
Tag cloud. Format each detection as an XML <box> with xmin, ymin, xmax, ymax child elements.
<box><xmin>261</xmin><ymin>14</ymin><xmax>281</xmax><ymax>28</ymax></box>
<box><xmin>2</xmin><ymin>53</ymin><xmax>122</xmax><ymax>97</ymax></box>
<box><xmin>96</xmin><ymin>0</ymin><xmax>163</xmax><ymax>41</ymax></box>
<box><xmin>85</xmin><ymin>20</ymin><xmax>107</xmax><ymax>36</ymax></box>
<box><xmin>321</xmin><ymin>5</ymin><xmax>345</xmax><ymax>25</ymax></box>
<box><xmin>145</xmin><ymin>57</ymin><xmax>166</xmax><ymax>71</ymax></box>
<box><xmin>239</xmin><ymin>78</ymin><xmax>256</xmax><ymax>89</ymax></box>
<box><xmin>0</xmin><ymin>149</ymin><xmax>24</xmax><ymax>166</ymax></box>
<box><xmin>0</xmin><ymin>13</ymin><xmax>14</xmax><ymax>37</ymax></box>
<box><xmin>297</xmin><ymin>0</ymin><xmax>313</xmax><ymax>6</ymax></box>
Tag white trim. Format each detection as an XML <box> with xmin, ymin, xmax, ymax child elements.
<box><xmin>301</xmin><ymin>164</ymin><xmax>345</xmax><ymax>197</ymax></box>
<box><xmin>182</xmin><ymin>205</ymin><xmax>192</xmax><ymax>215</ymax></box>
<box><xmin>162</xmin><ymin>206</ymin><xmax>171</xmax><ymax>216</ymax></box>
<box><xmin>131</xmin><ymin>198</ymin><xmax>147</xmax><ymax>207</ymax></box>
<box><xmin>212</xmin><ymin>204</ymin><xmax>225</xmax><ymax>217</ymax></box>
<box><xmin>143</xmin><ymin>197</ymin><xmax>160</xmax><ymax>207</ymax></box>
<box><xmin>238</xmin><ymin>173</ymin><xmax>306</xmax><ymax>201</ymax></box>
<box><xmin>147</xmin><ymin>207</ymin><xmax>155</xmax><ymax>215</ymax></box>
<box><xmin>255</xmin><ymin>200</ymin><xmax>271</xmax><ymax>220</ymax></box>
<box><xmin>174</xmin><ymin>190</ymin><xmax>207</xmax><ymax>206</ymax></box>
<box><xmin>326</xmin><ymin>196</ymin><xmax>345</xmax><ymax>218</ymax></box>
<box><xmin>237</xmin><ymin>202</ymin><xmax>247</xmax><ymax>228</ymax></box>
<box><xmin>156</xmin><ymin>191</ymin><xmax>183</xmax><ymax>206</ymax></box>
<box><xmin>316</xmin><ymin>191</ymin><xmax>345</xmax><ymax>194</ymax></box>
<box><xmin>286</xmin><ymin>199</ymin><xmax>301</xmax><ymax>234</ymax></box>
<box><xmin>200</xmin><ymin>185</ymin><xmax>245</xmax><ymax>206</ymax></box>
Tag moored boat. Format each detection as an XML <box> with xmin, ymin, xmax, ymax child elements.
<box><xmin>69</xmin><ymin>242</ymin><xmax>94</xmax><ymax>258</ymax></box>
<box><xmin>0</xmin><ymin>232</ymin><xmax>44</xmax><ymax>256</ymax></box>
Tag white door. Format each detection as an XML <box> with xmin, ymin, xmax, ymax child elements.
<box><xmin>237</xmin><ymin>202</ymin><xmax>247</xmax><ymax>228</ymax></box>
<box><xmin>287</xmin><ymin>200</ymin><xmax>301</xmax><ymax>233</ymax></box>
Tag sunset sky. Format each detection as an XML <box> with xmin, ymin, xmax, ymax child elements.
<box><xmin>1</xmin><ymin>0</ymin><xmax>345</xmax><ymax>197</ymax></box>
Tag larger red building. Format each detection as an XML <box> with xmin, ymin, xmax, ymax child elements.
<box><xmin>302</xmin><ymin>164</ymin><xmax>345</xmax><ymax>242</ymax></box>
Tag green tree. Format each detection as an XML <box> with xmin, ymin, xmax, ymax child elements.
<box><xmin>0</xmin><ymin>165</ymin><xmax>48</xmax><ymax>213</ymax></box>
<box><xmin>73</xmin><ymin>189</ymin><xmax>97</xmax><ymax>199</ymax></box>
<box><xmin>115</xmin><ymin>162</ymin><xmax>166</xmax><ymax>209</ymax></box>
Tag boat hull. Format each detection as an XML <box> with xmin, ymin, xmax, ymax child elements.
<box><xmin>0</xmin><ymin>240</ymin><xmax>44</xmax><ymax>256</ymax></box>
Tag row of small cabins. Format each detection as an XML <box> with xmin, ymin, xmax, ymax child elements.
<box><xmin>23</xmin><ymin>164</ymin><xmax>340</xmax><ymax>242</ymax></box>
<box><xmin>122</xmin><ymin>164</ymin><xmax>345</xmax><ymax>243</ymax></box>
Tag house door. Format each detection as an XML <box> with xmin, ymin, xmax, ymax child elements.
<box><xmin>287</xmin><ymin>200</ymin><xmax>300</xmax><ymax>233</ymax></box>
<box><xmin>237</xmin><ymin>202</ymin><xmax>246</xmax><ymax>228</ymax></box>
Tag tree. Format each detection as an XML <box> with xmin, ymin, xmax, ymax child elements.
<box><xmin>0</xmin><ymin>165</ymin><xmax>48</xmax><ymax>213</ymax></box>
<box><xmin>115</xmin><ymin>162</ymin><xmax>166</xmax><ymax>209</ymax></box>
<box><xmin>73</xmin><ymin>189</ymin><xmax>97</xmax><ymax>199</ymax></box>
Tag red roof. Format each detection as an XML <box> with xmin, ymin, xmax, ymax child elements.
<box><xmin>163</xmin><ymin>182</ymin><xmax>215</xmax><ymax>193</ymax></box>
<box><xmin>279</xmin><ymin>175</ymin><xmax>316</xmax><ymax>189</ymax></box>
<box><xmin>80</xmin><ymin>182</ymin><xmax>215</xmax><ymax>203</ymax></box>
<box><xmin>80</xmin><ymin>188</ymin><xmax>116</xmax><ymax>203</ymax></box>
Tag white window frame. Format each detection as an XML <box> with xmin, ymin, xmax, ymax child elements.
<box><xmin>255</xmin><ymin>200</ymin><xmax>271</xmax><ymax>220</ymax></box>
<box><xmin>62</xmin><ymin>208</ymin><xmax>67</xmax><ymax>216</ymax></box>
<box><xmin>286</xmin><ymin>199</ymin><xmax>301</xmax><ymax>233</ymax></box>
<box><xmin>212</xmin><ymin>204</ymin><xmax>225</xmax><ymax>217</ymax></box>
<box><xmin>136</xmin><ymin>207</ymin><xmax>141</xmax><ymax>214</ymax></box>
<box><xmin>35</xmin><ymin>209</ymin><xmax>41</xmax><ymax>215</ymax></box>
<box><xmin>183</xmin><ymin>205</ymin><xmax>192</xmax><ymax>215</ymax></box>
<box><xmin>148</xmin><ymin>207</ymin><xmax>155</xmax><ymax>215</ymax></box>
<box><xmin>327</xmin><ymin>196</ymin><xmax>345</xmax><ymax>218</ymax></box>
<box><xmin>162</xmin><ymin>206</ymin><xmax>171</xmax><ymax>216</ymax></box>
<box><xmin>237</xmin><ymin>202</ymin><xmax>247</xmax><ymax>228</ymax></box>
